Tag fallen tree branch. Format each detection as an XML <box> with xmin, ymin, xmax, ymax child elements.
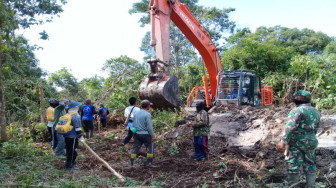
<box><xmin>288</xmin><ymin>181</ymin><xmax>301</xmax><ymax>188</ymax></box>
<box><xmin>234</xmin><ymin>166</ymin><xmax>244</xmax><ymax>187</ymax></box>
<box><xmin>141</xmin><ymin>174</ymin><xmax>153</xmax><ymax>186</ymax></box>
<box><xmin>94</xmin><ymin>68</ymin><xmax>127</xmax><ymax>107</ymax></box>
<box><xmin>210</xmin><ymin>152</ymin><xmax>228</xmax><ymax>174</ymax></box>
<box><xmin>80</xmin><ymin>140</ymin><xmax>125</xmax><ymax>182</ymax></box>
<box><xmin>323</xmin><ymin>174</ymin><xmax>332</xmax><ymax>188</ymax></box>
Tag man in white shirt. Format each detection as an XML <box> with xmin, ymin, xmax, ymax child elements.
<box><xmin>122</xmin><ymin>97</ymin><xmax>140</xmax><ymax>145</ymax></box>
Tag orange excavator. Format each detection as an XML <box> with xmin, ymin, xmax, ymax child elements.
<box><xmin>139</xmin><ymin>0</ymin><xmax>272</xmax><ymax>109</ymax></box>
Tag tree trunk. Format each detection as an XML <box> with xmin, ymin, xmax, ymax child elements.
<box><xmin>38</xmin><ymin>85</ymin><xmax>46</xmax><ymax>123</ymax></box>
<box><xmin>0</xmin><ymin>52</ymin><xmax>8</xmax><ymax>140</ymax></box>
<box><xmin>172</xmin><ymin>28</ymin><xmax>181</xmax><ymax>79</ymax></box>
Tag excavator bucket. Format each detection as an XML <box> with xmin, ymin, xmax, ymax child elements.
<box><xmin>139</xmin><ymin>75</ymin><xmax>180</xmax><ymax>109</ymax></box>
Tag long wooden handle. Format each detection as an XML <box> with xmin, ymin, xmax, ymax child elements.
<box><xmin>80</xmin><ymin>140</ymin><xmax>125</xmax><ymax>182</ymax></box>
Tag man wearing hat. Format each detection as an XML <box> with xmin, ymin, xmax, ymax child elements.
<box><xmin>277</xmin><ymin>90</ymin><xmax>321</xmax><ymax>187</ymax></box>
<box><xmin>64</xmin><ymin>100</ymin><xmax>83</xmax><ymax>171</ymax></box>
<box><xmin>129</xmin><ymin>100</ymin><xmax>156</xmax><ymax>167</ymax></box>
<box><xmin>46</xmin><ymin>98</ymin><xmax>59</xmax><ymax>149</ymax></box>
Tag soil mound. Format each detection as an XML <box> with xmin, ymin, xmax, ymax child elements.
<box><xmin>72</xmin><ymin>104</ymin><xmax>336</xmax><ymax>187</ymax></box>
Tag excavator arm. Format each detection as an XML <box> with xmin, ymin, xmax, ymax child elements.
<box><xmin>139</xmin><ymin>0</ymin><xmax>222</xmax><ymax>108</ymax></box>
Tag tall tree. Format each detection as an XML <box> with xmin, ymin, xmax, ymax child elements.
<box><xmin>0</xmin><ymin>0</ymin><xmax>66</xmax><ymax>140</ymax></box>
<box><xmin>80</xmin><ymin>76</ymin><xmax>105</xmax><ymax>102</ymax></box>
<box><xmin>48</xmin><ymin>67</ymin><xmax>85</xmax><ymax>100</ymax></box>
<box><xmin>101</xmin><ymin>55</ymin><xmax>147</xmax><ymax>108</ymax></box>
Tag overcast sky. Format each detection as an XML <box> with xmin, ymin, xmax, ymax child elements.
<box><xmin>22</xmin><ymin>0</ymin><xmax>336</xmax><ymax>81</ymax></box>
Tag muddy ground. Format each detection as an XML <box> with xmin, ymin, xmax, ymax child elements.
<box><xmin>55</xmin><ymin>105</ymin><xmax>336</xmax><ymax>187</ymax></box>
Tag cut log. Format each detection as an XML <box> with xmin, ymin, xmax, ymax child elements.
<box><xmin>80</xmin><ymin>140</ymin><xmax>125</xmax><ymax>182</ymax></box>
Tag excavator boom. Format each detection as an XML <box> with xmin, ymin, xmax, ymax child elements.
<box><xmin>139</xmin><ymin>0</ymin><xmax>221</xmax><ymax>108</ymax></box>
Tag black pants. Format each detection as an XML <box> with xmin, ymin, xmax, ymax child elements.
<box><xmin>131</xmin><ymin>134</ymin><xmax>153</xmax><ymax>155</ymax></box>
<box><xmin>101</xmin><ymin>119</ymin><xmax>107</xmax><ymax>128</ymax></box>
<box><xmin>65</xmin><ymin>137</ymin><xmax>78</xmax><ymax>169</ymax></box>
<box><xmin>47</xmin><ymin>127</ymin><xmax>58</xmax><ymax>149</ymax></box>
<box><xmin>82</xmin><ymin>120</ymin><xmax>94</xmax><ymax>132</ymax></box>
<box><xmin>122</xmin><ymin>128</ymin><xmax>134</xmax><ymax>144</ymax></box>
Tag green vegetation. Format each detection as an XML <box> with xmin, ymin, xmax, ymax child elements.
<box><xmin>223</xmin><ymin>26</ymin><xmax>336</xmax><ymax>110</ymax></box>
<box><xmin>1</xmin><ymin>0</ymin><xmax>336</xmax><ymax>186</ymax></box>
<box><xmin>166</xmin><ymin>143</ymin><xmax>180</xmax><ymax>156</ymax></box>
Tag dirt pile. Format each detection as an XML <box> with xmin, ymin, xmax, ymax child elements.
<box><xmin>59</xmin><ymin>104</ymin><xmax>336</xmax><ymax>187</ymax></box>
<box><xmin>210</xmin><ymin>104</ymin><xmax>292</xmax><ymax>149</ymax></box>
<box><xmin>106</xmin><ymin>114</ymin><xmax>124</xmax><ymax>128</ymax></box>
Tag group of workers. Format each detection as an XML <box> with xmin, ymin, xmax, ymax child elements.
<box><xmin>46</xmin><ymin>98</ymin><xmax>109</xmax><ymax>171</ymax></box>
<box><xmin>45</xmin><ymin>96</ymin><xmax>210</xmax><ymax>171</ymax></box>
<box><xmin>45</xmin><ymin>89</ymin><xmax>320</xmax><ymax>187</ymax></box>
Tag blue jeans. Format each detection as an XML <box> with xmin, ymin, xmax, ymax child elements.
<box><xmin>54</xmin><ymin>133</ymin><xmax>65</xmax><ymax>156</ymax></box>
<box><xmin>194</xmin><ymin>136</ymin><xmax>209</xmax><ymax>160</ymax></box>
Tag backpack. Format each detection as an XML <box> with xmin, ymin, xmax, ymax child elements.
<box><xmin>55</xmin><ymin>112</ymin><xmax>76</xmax><ymax>135</ymax></box>
<box><xmin>46</xmin><ymin>107</ymin><xmax>54</xmax><ymax>121</ymax></box>
<box><xmin>102</xmin><ymin>109</ymin><xmax>107</xmax><ymax>116</ymax></box>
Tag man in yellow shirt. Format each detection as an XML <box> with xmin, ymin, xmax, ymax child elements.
<box><xmin>46</xmin><ymin>98</ymin><xmax>59</xmax><ymax>149</ymax></box>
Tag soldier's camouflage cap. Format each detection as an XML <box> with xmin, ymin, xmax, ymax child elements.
<box><xmin>293</xmin><ymin>90</ymin><xmax>311</xmax><ymax>102</ymax></box>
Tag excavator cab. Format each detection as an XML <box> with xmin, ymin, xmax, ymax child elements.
<box><xmin>215</xmin><ymin>70</ymin><xmax>272</xmax><ymax>107</ymax></box>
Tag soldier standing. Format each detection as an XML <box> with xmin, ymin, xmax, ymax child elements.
<box><xmin>191</xmin><ymin>101</ymin><xmax>210</xmax><ymax>161</ymax></box>
<box><xmin>277</xmin><ymin>90</ymin><xmax>321</xmax><ymax>187</ymax></box>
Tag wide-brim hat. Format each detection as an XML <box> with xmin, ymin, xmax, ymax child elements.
<box><xmin>66</xmin><ymin>100</ymin><xmax>82</xmax><ymax>109</ymax></box>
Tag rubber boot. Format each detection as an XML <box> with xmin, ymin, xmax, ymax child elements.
<box><xmin>146</xmin><ymin>158</ymin><xmax>157</xmax><ymax>168</ymax></box>
<box><xmin>305</xmin><ymin>173</ymin><xmax>316</xmax><ymax>188</ymax></box>
<box><xmin>85</xmin><ymin>132</ymin><xmax>89</xmax><ymax>139</ymax></box>
<box><xmin>288</xmin><ymin>173</ymin><xmax>300</xmax><ymax>186</ymax></box>
<box><xmin>89</xmin><ymin>130</ymin><xmax>93</xmax><ymax>138</ymax></box>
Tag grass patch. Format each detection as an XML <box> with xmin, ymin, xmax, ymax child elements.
<box><xmin>0</xmin><ymin>139</ymin><xmax>123</xmax><ymax>187</ymax></box>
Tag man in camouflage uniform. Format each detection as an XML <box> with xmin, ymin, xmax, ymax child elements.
<box><xmin>277</xmin><ymin>90</ymin><xmax>321</xmax><ymax>187</ymax></box>
<box><xmin>191</xmin><ymin>101</ymin><xmax>210</xmax><ymax>161</ymax></box>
